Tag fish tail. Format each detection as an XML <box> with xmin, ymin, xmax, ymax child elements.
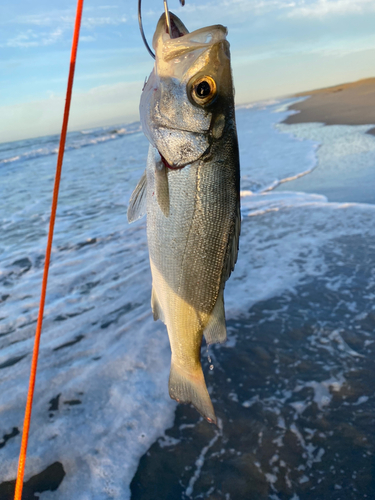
<box><xmin>168</xmin><ymin>360</ymin><xmax>217</xmax><ymax>425</ymax></box>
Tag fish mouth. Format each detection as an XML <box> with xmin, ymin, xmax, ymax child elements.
<box><xmin>166</xmin><ymin>13</ymin><xmax>188</xmax><ymax>38</ymax></box>
<box><xmin>159</xmin><ymin>152</ymin><xmax>184</xmax><ymax>170</ymax></box>
<box><xmin>153</xmin><ymin>12</ymin><xmax>189</xmax><ymax>44</ymax></box>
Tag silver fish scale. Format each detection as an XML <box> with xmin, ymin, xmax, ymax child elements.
<box><xmin>147</xmin><ymin>136</ymin><xmax>238</xmax><ymax>325</ymax></box>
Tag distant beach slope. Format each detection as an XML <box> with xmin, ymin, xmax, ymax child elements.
<box><xmin>283</xmin><ymin>77</ymin><xmax>375</xmax><ymax>135</ymax></box>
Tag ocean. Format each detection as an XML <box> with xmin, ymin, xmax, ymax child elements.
<box><xmin>1</xmin><ymin>99</ymin><xmax>375</xmax><ymax>499</ymax></box>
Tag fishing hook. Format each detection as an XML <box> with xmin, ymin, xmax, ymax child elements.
<box><xmin>138</xmin><ymin>0</ymin><xmax>185</xmax><ymax>59</ymax></box>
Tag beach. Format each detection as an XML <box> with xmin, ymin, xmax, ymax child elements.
<box><xmin>1</xmin><ymin>80</ymin><xmax>375</xmax><ymax>499</ymax></box>
<box><xmin>283</xmin><ymin>78</ymin><xmax>375</xmax><ymax>135</ymax></box>
<box><xmin>276</xmin><ymin>78</ymin><xmax>375</xmax><ymax>205</ymax></box>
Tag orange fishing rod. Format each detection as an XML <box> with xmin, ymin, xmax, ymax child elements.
<box><xmin>13</xmin><ymin>1</ymin><xmax>84</xmax><ymax>498</ymax></box>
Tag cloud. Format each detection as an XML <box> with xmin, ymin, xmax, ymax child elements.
<box><xmin>59</xmin><ymin>15</ymin><xmax>128</xmax><ymax>28</ymax></box>
<box><xmin>232</xmin><ymin>29</ymin><xmax>375</xmax><ymax>63</ymax></box>
<box><xmin>311</xmin><ymin>39</ymin><xmax>375</xmax><ymax>57</ymax></box>
<box><xmin>169</xmin><ymin>0</ymin><xmax>286</xmax><ymax>18</ymax></box>
<box><xmin>1</xmin><ymin>8</ymin><xmax>127</xmax><ymax>49</ymax></box>
<box><xmin>14</xmin><ymin>11</ymin><xmax>127</xmax><ymax>28</ymax></box>
<box><xmin>288</xmin><ymin>0</ymin><xmax>375</xmax><ymax>18</ymax></box>
<box><xmin>14</xmin><ymin>12</ymin><xmax>72</xmax><ymax>27</ymax></box>
<box><xmin>5</xmin><ymin>28</ymin><xmax>63</xmax><ymax>48</ymax></box>
<box><xmin>0</xmin><ymin>81</ymin><xmax>143</xmax><ymax>143</ymax></box>
<box><xmin>80</xmin><ymin>35</ymin><xmax>96</xmax><ymax>43</ymax></box>
<box><xmin>82</xmin><ymin>16</ymin><xmax>127</xmax><ymax>28</ymax></box>
<box><xmin>170</xmin><ymin>0</ymin><xmax>375</xmax><ymax>22</ymax></box>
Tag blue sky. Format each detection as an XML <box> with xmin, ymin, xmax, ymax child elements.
<box><xmin>1</xmin><ymin>0</ymin><xmax>375</xmax><ymax>143</ymax></box>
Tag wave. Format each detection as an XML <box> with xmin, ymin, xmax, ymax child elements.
<box><xmin>0</xmin><ymin>122</ymin><xmax>142</xmax><ymax>166</ymax></box>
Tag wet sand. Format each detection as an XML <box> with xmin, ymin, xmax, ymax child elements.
<box><xmin>0</xmin><ymin>462</ymin><xmax>65</xmax><ymax>499</ymax></box>
<box><xmin>283</xmin><ymin>78</ymin><xmax>375</xmax><ymax>135</ymax></box>
<box><xmin>276</xmin><ymin>77</ymin><xmax>375</xmax><ymax>204</ymax></box>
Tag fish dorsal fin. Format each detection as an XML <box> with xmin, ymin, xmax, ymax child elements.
<box><xmin>151</xmin><ymin>287</ymin><xmax>165</xmax><ymax>323</ymax></box>
<box><xmin>127</xmin><ymin>171</ymin><xmax>147</xmax><ymax>223</ymax></box>
<box><xmin>155</xmin><ymin>157</ymin><xmax>170</xmax><ymax>217</ymax></box>
<box><xmin>203</xmin><ymin>289</ymin><xmax>227</xmax><ymax>345</ymax></box>
<box><xmin>222</xmin><ymin>201</ymin><xmax>241</xmax><ymax>282</ymax></box>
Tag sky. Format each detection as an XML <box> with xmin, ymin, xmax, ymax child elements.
<box><xmin>1</xmin><ymin>0</ymin><xmax>375</xmax><ymax>143</ymax></box>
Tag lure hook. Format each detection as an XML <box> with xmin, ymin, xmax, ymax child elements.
<box><xmin>138</xmin><ymin>0</ymin><xmax>185</xmax><ymax>59</ymax></box>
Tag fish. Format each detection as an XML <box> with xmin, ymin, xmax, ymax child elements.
<box><xmin>128</xmin><ymin>12</ymin><xmax>240</xmax><ymax>424</ymax></box>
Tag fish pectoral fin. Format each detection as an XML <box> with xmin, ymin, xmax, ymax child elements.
<box><xmin>222</xmin><ymin>202</ymin><xmax>241</xmax><ymax>282</ymax></box>
<box><xmin>203</xmin><ymin>289</ymin><xmax>227</xmax><ymax>345</ymax></box>
<box><xmin>169</xmin><ymin>361</ymin><xmax>217</xmax><ymax>425</ymax></box>
<box><xmin>151</xmin><ymin>287</ymin><xmax>165</xmax><ymax>322</ymax></box>
<box><xmin>127</xmin><ymin>170</ymin><xmax>147</xmax><ymax>223</ymax></box>
<box><xmin>155</xmin><ymin>160</ymin><xmax>170</xmax><ymax>217</ymax></box>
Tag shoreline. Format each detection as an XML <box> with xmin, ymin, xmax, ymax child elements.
<box><xmin>282</xmin><ymin>77</ymin><xmax>375</xmax><ymax>136</ymax></box>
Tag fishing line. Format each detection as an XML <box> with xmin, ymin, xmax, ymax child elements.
<box><xmin>13</xmin><ymin>0</ymin><xmax>84</xmax><ymax>498</ymax></box>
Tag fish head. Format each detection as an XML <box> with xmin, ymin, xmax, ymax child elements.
<box><xmin>140</xmin><ymin>13</ymin><xmax>235</xmax><ymax>169</ymax></box>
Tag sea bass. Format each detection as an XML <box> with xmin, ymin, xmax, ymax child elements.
<box><xmin>128</xmin><ymin>12</ymin><xmax>240</xmax><ymax>424</ymax></box>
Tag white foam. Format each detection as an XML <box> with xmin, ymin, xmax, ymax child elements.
<box><xmin>185</xmin><ymin>418</ymin><xmax>223</xmax><ymax>498</ymax></box>
<box><xmin>0</xmin><ymin>123</ymin><xmax>142</xmax><ymax>166</ymax></box>
<box><xmin>1</xmin><ymin>98</ymin><xmax>375</xmax><ymax>497</ymax></box>
<box><xmin>225</xmin><ymin>194</ymin><xmax>375</xmax><ymax>318</ymax></box>
<box><xmin>236</xmin><ymin>99</ymin><xmax>319</xmax><ymax>193</ymax></box>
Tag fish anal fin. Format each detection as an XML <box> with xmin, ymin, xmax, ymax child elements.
<box><xmin>203</xmin><ymin>289</ymin><xmax>227</xmax><ymax>346</ymax></box>
<box><xmin>169</xmin><ymin>361</ymin><xmax>217</xmax><ymax>425</ymax></box>
<box><xmin>151</xmin><ymin>287</ymin><xmax>164</xmax><ymax>323</ymax></box>
<box><xmin>127</xmin><ymin>171</ymin><xmax>147</xmax><ymax>223</ymax></box>
<box><xmin>155</xmin><ymin>159</ymin><xmax>170</xmax><ymax>217</ymax></box>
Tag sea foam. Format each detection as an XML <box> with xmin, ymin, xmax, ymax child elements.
<box><xmin>1</xmin><ymin>98</ymin><xmax>375</xmax><ymax>498</ymax></box>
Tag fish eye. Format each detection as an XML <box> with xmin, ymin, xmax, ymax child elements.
<box><xmin>190</xmin><ymin>76</ymin><xmax>217</xmax><ymax>106</ymax></box>
<box><xmin>196</xmin><ymin>81</ymin><xmax>211</xmax><ymax>98</ymax></box>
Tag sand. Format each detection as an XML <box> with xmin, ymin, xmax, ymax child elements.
<box><xmin>283</xmin><ymin>77</ymin><xmax>375</xmax><ymax>135</ymax></box>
